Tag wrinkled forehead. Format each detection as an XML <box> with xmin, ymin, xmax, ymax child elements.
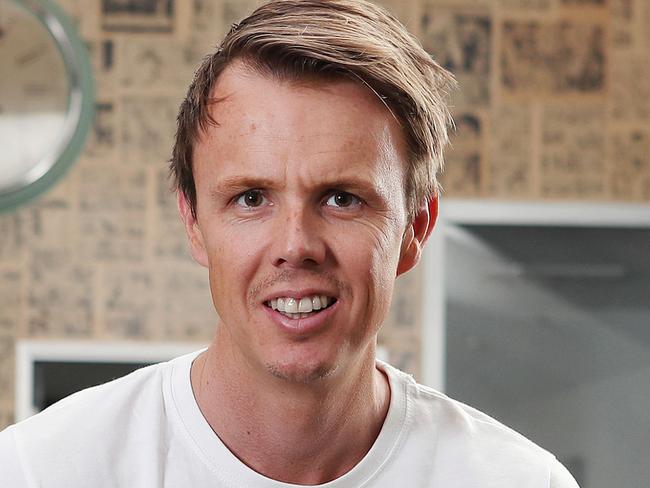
<box><xmin>195</xmin><ymin>60</ymin><xmax>408</xmax><ymax>169</ymax></box>
<box><xmin>200</xmin><ymin>60</ymin><xmax>404</xmax><ymax>140</ymax></box>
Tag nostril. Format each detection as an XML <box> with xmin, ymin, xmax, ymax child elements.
<box><xmin>273</xmin><ymin>255</ymin><xmax>323</xmax><ymax>268</ymax></box>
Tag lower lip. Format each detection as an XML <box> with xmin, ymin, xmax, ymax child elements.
<box><xmin>263</xmin><ymin>301</ymin><xmax>339</xmax><ymax>336</ymax></box>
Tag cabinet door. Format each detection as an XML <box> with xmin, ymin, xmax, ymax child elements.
<box><xmin>444</xmin><ymin>225</ymin><xmax>650</xmax><ymax>488</ymax></box>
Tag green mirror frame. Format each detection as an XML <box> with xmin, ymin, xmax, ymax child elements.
<box><xmin>0</xmin><ymin>0</ymin><xmax>95</xmax><ymax>212</ymax></box>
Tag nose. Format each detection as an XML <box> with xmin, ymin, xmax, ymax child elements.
<box><xmin>273</xmin><ymin>205</ymin><xmax>327</xmax><ymax>268</ymax></box>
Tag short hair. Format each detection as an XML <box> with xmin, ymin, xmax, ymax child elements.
<box><xmin>170</xmin><ymin>0</ymin><xmax>455</xmax><ymax>222</ymax></box>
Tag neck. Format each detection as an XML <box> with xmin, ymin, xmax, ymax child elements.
<box><xmin>191</xmin><ymin>332</ymin><xmax>391</xmax><ymax>485</ymax></box>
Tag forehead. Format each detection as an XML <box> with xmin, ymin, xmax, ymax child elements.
<box><xmin>193</xmin><ymin>61</ymin><xmax>408</xmax><ymax>188</ymax></box>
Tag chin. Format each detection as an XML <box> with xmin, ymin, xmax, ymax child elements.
<box><xmin>265</xmin><ymin>358</ymin><xmax>339</xmax><ymax>384</ymax></box>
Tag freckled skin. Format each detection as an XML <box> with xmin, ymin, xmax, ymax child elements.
<box><xmin>183</xmin><ymin>62</ymin><xmax>421</xmax><ymax>385</ymax></box>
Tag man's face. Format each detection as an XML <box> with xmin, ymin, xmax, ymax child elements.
<box><xmin>182</xmin><ymin>62</ymin><xmax>421</xmax><ymax>383</ymax></box>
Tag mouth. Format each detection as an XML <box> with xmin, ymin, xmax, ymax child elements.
<box><xmin>265</xmin><ymin>295</ymin><xmax>337</xmax><ymax>320</ymax></box>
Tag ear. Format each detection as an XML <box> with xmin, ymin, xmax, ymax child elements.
<box><xmin>177</xmin><ymin>192</ymin><xmax>209</xmax><ymax>267</ymax></box>
<box><xmin>396</xmin><ymin>195</ymin><xmax>438</xmax><ymax>277</ymax></box>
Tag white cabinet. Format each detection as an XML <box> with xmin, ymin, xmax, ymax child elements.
<box><xmin>422</xmin><ymin>200</ymin><xmax>650</xmax><ymax>488</ymax></box>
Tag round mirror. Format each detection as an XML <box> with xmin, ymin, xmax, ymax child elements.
<box><xmin>0</xmin><ymin>0</ymin><xmax>94</xmax><ymax>211</ymax></box>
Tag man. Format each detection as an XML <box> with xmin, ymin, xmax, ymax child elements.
<box><xmin>0</xmin><ymin>1</ymin><xmax>579</xmax><ymax>486</ymax></box>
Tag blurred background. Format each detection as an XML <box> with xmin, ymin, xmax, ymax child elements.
<box><xmin>1</xmin><ymin>1</ymin><xmax>649</xmax><ymax>487</ymax></box>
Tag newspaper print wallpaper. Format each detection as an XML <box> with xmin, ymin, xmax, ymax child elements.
<box><xmin>1</xmin><ymin>0</ymin><xmax>649</xmax><ymax>429</ymax></box>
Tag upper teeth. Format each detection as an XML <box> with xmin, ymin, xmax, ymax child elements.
<box><xmin>269</xmin><ymin>295</ymin><xmax>331</xmax><ymax>314</ymax></box>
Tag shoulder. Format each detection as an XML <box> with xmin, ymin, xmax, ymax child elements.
<box><xmin>380</xmin><ymin>362</ymin><xmax>571</xmax><ymax>487</ymax></box>
<box><xmin>0</xmin><ymin>351</ymin><xmax>203</xmax><ymax>487</ymax></box>
<box><xmin>2</xmin><ymin>360</ymin><xmax>171</xmax><ymax>480</ymax></box>
<box><xmin>382</xmin><ymin>362</ymin><xmax>547</xmax><ymax>453</ymax></box>
<box><xmin>19</xmin><ymin>359</ymin><xmax>168</xmax><ymax>433</ymax></box>
<box><xmin>550</xmin><ymin>459</ymin><xmax>580</xmax><ymax>488</ymax></box>
<box><xmin>414</xmin><ymin>378</ymin><xmax>551</xmax><ymax>460</ymax></box>
<box><xmin>0</xmin><ymin>426</ymin><xmax>30</xmax><ymax>487</ymax></box>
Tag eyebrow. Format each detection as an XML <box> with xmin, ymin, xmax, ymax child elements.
<box><xmin>208</xmin><ymin>174</ymin><xmax>387</xmax><ymax>202</ymax></box>
<box><xmin>209</xmin><ymin>176</ymin><xmax>280</xmax><ymax>199</ymax></box>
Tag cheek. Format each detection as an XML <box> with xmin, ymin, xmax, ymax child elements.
<box><xmin>206</xmin><ymin>222</ymin><xmax>262</xmax><ymax>266</ymax></box>
<box><xmin>369</xmin><ymin>219</ymin><xmax>404</xmax><ymax>274</ymax></box>
<box><xmin>368</xmin><ymin>245</ymin><xmax>399</xmax><ymax>309</ymax></box>
<box><xmin>343</xmin><ymin>222</ymin><xmax>403</xmax><ymax>307</ymax></box>
<box><xmin>203</xmin><ymin>226</ymin><xmax>264</xmax><ymax>305</ymax></box>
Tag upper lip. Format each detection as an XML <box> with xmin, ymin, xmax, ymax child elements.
<box><xmin>261</xmin><ymin>288</ymin><xmax>339</xmax><ymax>304</ymax></box>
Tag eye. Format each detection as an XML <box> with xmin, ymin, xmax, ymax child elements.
<box><xmin>324</xmin><ymin>191</ymin><xmax>361</xmax><ymax>208</ymax></box>
<box><xmin>235</xmin><ymin>189</ymin><xmax>267</xmax><ymax>208</ymax></box>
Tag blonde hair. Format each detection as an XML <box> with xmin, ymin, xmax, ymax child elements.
<box><xmin>171</xmin><ymin>0</ymin><xmax>455</xmax><ymax>222</ymax></box>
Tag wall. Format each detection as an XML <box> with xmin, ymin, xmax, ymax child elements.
<box><xmin>1</xmin><ymin>0</ymin><xmax>649</xmax><ymax>430</ymax></box>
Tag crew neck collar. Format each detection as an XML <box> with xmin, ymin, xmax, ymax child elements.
<box><xmin>168</xmin><ymin>351</ymin><xmax>411</xmax><ymax>487</ymax></box>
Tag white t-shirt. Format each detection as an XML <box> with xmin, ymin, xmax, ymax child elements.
<box><xmin>0</xmin><ymin>351</ymin><xmax>578</xmax><ymax>487</ymax></box>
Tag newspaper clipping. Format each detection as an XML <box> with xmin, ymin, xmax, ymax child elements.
<box><xmin>0</xmin><ymin>335</ymin><xmax>15</xmax><ymax>426</ymax></box>
<box><xmin>540</xmin><ymin>104</ymin><xmax>607</xmax><ymax>198</ymax></box>
<box><xmin>421</xmin><ymin>5</ymin><xmax>491</xmax><ymax>107</ymax></box>
<box><xmin>442</xmin><ymin>112</ymin><xmax>485</xmax><ymax>196</ymax></box>
<box><xmin>488</xmin><ymin>103</ymin><xmax>534</xmax><ymax>197</ymax></box>
<box><xmin>611</xmin><ymin>0</ymin><xmax>636</xmax><ymax>50</ymax></box>
<box><xmin>156</xmin><ymin>265</ymin><xmax>217</xmax><ymax>341</ymax></box>
<box><xmin>608</xmin><ymin>129</ymin><xmax>650</xmax><ymax>200</ymax></box>
<box><xmin>497</xmin><ymin>0</ymin><xmax>550</xmax><ymax>9</ymax></box>
<box><xmin>78</xmin><ymin>164</ymin><xmax>147</xmax><ymax>262</ymax></box>
<box><xmin>121</xmin><ymin>96</ymin><xmax>179</xmax><ymax>166</ymax></box>
<box><xmin>609</xmin><ymin>53</ymin><xmax>650</xmax><ymax>121</ymax></box>
<box><xmin>27</xmin><ymin>254</ymin><xmax>94</xmax><ymax>337</ymax></box>
<box><xmin>153</xmin><ymin>168</ymin><xmax>191</xmax><ymax>261</ymax></box>
<box><xmin>501</xmin><ymin>19</ymin><xmax>605</xmax><ymax>96</ymax></box>
<box><xmin>0</xmin><ymin>267</ymin><xmax>22</xmax><ymax>336</ymax></box>
<box><xmin>120</xmin><ymin>38</ymin><xmax>195</xmax><ymax>94</ymax></box>
<box><xmin>102</xmin><ymin>0</ymin><xmax>174</xmax><ymax>33</ymax></box>
<box><xmin>83</xmin><ymin>102</ymin><xmax>116</xmax><ymax>161</ymax></box>
<box><xmin>101</xmin><ymin>265</ymin><xmax>156</xmax><ymax>339</ymax></box>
